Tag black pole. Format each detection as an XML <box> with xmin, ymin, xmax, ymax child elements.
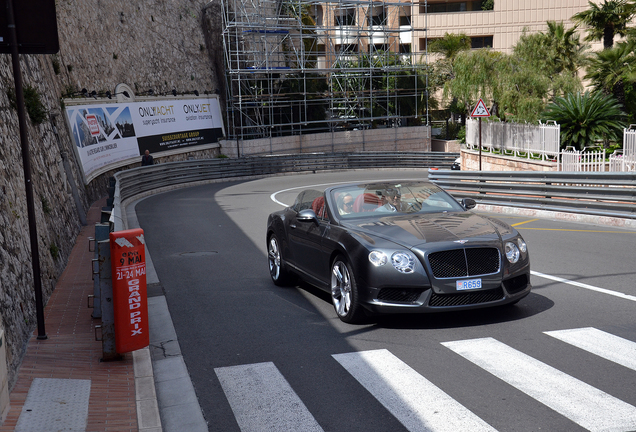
<box><xmin>7</xmin><ymin>0</ymin><xmax>47</xmax><ymax>340</ymax></box>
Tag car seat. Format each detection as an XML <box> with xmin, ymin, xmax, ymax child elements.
<box><xmin>311</xmin><ymin>196</ymin><xmax>327</xmax><ymax>219</ymax></box>
<box><xmin>353</xmin><ymin>193</ymin><xmax>382</xmax><ymax>212</ymax></box>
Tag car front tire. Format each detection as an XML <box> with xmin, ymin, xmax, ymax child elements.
<box><xmin>331</xmin><ymin>256</ymin><xmax>365</xmax><ymax>324</ymax></box>
<box><xmin>268</xmin><ymin>234</ymin><xmax>294</xmax><ymax>286</ymax></box>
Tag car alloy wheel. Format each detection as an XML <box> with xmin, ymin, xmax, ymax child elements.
<box><xmin>268</xmin><ymin>234</ymin><xmax>293</xmax><ymax>286</ymax></box>
<box><xmin>331</xmin><ymin>256</ymin><xmax>364</xmax><ymax>323</ymax></box>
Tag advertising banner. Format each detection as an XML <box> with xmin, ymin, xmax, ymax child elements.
<box><xmin>65</xmin><ymin>97</ymin><xmax>224</xmax><ymax>182</ymax></box>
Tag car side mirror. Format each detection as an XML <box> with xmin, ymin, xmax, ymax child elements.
<box><xmin>297</xmin><ymin>209</ymin><xmax>319</xmax><ymax>224</ymax></box>
<box><xmin>462</xmin><ymin>198</ymin><xmax>476</xmax><ymax>210</ymax></box>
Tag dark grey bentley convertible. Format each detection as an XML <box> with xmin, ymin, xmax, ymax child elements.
<box><xmin>266</xmin><ymin>180</ymin><xmax>531</xmax><ymax>323</ymax></box>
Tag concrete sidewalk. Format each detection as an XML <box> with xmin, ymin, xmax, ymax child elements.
<box><xmin>0</xmin><ymin>198</ymin><xmax>157</xmax><ymax>432</ymax></box>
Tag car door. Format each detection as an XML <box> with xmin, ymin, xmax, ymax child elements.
<box><xmin>287</xmin><ymin>194</ymin><xmax>329</xmax><ymax>283</ymax></box>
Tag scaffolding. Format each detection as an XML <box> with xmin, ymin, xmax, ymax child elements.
<box><xmin>221</xmin><ymin>0</ymin><xmax>428</xmax><ymax>142</ymax></box>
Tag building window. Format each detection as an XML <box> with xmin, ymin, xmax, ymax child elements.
<box><xmin>419</xmin><ymin>1</ymin><xmax>488</xmax><ymax>14</ymax></box>
<box><xmin>369</xmin><ymin>13</ymin><xmax>386</xmax><ymax>26</ymax></box>
<box><xmin>399</xmin><ymin>15</ymin><xmax>411</xmax><ymax>26</ymax></box>
<box><xmin>399</xmin><ymin>44</ymin><xmax>411</xmax><ymax>53</ymax></box>
<box><xmin>471</xmin><ymin>36</ymin><xmax>493</xmax><ymax>48</ymax></box>
<box><xmin>368</xmin><ymin>6</ymin><xmax>387</xmax><ymax>26</ymax></box>
<box><xmin>335</xmin><ymin>8</ymin><xmax>356</xmax><ymax>26</ymax></box>
<box><xmin>419</xmin><ymin>38</ymin><xmax>427</xmax><ymax>52</ymax></box>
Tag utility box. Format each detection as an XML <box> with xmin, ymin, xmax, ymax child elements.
<box><xmin>109</xmin><ymin>229</ymin><xmax>149</xmax><ymax>354</ymax></box>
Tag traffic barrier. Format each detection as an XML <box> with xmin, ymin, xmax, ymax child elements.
<box><xmin>428</xmin><ymin>170</ymin><xmax>636</xmax><ymax>219</ymax></box>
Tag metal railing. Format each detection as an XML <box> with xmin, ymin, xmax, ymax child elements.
<box><xmin>428</xmin><ymin>170</ymin><xmax>636</xmax><ymax>219</ymax></box>
<box><xmin>111</xmin><ymin>152</ymin><xmax>458</xmax><ymax>230</ymax></box>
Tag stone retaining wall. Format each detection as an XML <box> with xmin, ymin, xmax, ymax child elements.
<box><xmin>461</xmin><ymin>149</ymin><xmax>557</xmax><ymax>171</ymax></box>
<box><xmin>221</xmin><ymin>126</ymin><xmax>431</xmax><ymax>157</ymax></box>
<box><xmin>0</xmin><ymin>0</ymin><xmax>221</xmax><ymax>391</ymax></box>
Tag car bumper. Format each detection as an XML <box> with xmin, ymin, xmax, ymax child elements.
<box><xmin>361</xmin><ymin>271</ymin><xmax>531</xmax><ymax>314</ymax></box>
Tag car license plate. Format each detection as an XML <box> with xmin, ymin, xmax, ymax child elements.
<box><xmin>456</xmin><ymin>278</ymin><xmax>482</xmax><ymax>291</ymax></box>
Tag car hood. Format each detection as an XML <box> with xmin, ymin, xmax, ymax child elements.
<box><xmin>347</xmin><ymin>212</ymin><xmax>512</xmax><ymax>248</ymax></box>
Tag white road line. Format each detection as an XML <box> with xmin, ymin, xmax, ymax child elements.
<box><xmin>214</xmin><ymin>362</ymin><xmax>323</xmax><ymax>432</ymax></box>
<box><xmin>545</xmin><ymin>327</ymin><xmax>636</xmax><ymax>372</ymax></box>
<box><xmin>332</xmin><ymin>349</ymin><xmax>496</xmax><ymax>432</ymax></box>
<box><xmin>531</xmin><ymin>270</ymin><xmax>636</xmax><ymax>302</ymax></box>
<box><xmin>442</xmin><ymin>337</ymin><xmax>636</xmax><ymax>432</ymax></box>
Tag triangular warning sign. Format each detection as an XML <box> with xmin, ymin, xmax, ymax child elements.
<box><xmin>471</xmin><ymin>98</ymin><xmax>491</xmax><ymax>117</ymax></box>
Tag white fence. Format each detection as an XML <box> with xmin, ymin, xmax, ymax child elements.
<box><xmin>466</xmin><ymin>119</ymin><xmax>560</xmax><ymax>160</ymax></box>
<box><xmin>466</xmin><ymin>120</ymin><xmax>636</xmax><ymax>172</ymax></box>
<box><xmin>560</xmin><ymin>147</ymin><xmax>606</xmax><ymax>172</ymax></box>
<box><xmin>609</xmin><ymin>126</ymin><xmax>636</xmax><ymax>172</ymax></box>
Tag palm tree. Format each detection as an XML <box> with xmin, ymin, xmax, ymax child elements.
<box><xmin>572</xmin><ymin>0</ymin><xmax>636</xmax><ymax>49</ymax></box>
<box><xmin>542</xmin><ymin>91</ymin><xmax>627</xmax><ymax>149</ymax></box>
<box><xmin>429</xmin><ymin>33</ymin><xmax>471</xmax><ymax>63</ymax></box>
<box><xmin>544</xmin><ymin>21</ymin><xmax>588</xmax><ymax>75</ymax></box>
<box><xmin>585</xmin><ymin>40</ymin><xmax>636</xmax><ymax>107</ymax></box>
<box><xmin>429</xmin><ymin>33</ymin><xmax>472</xmax><ymax>122</ymax></box>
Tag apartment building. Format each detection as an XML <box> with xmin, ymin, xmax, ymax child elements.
<box><xmin>417</xmin><ymin>0</ymin><xmax>601</xmax><ymax>54</ymax></box>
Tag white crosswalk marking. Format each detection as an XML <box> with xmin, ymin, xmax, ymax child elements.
<box><xmin>332</xmin><ymin>349</ymin><xmax>496</xmax><ymax>432</ymax></box>
<box><xmin>214</xmin><ymin>362</ymin><xmax>323</xmax><ymax>432</ymax></box>
<box><xmin>544</xmin><ymin>327</ymin><xmax>636</xmax><ymax>372</ymax></box>
<box><xmin>442</xmin><ymin>337</ymin><xmax>636</xmax><ymax>432</ymax></box>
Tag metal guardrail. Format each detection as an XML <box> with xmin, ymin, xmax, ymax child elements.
<box><xmin>111</xmin><ymin>152</ymin><xmax>457</xmax><ymax>230</ymax></box>
<box><xmin>428</xmin><ymin>170</ymin><xmax>636</xmax><ymax>219</ymax></box>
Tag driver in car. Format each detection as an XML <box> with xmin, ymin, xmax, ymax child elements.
<box><xmin>375</xmin><ymin>188</ymin><xmax>408</xmax><ymax>212</ymax></box>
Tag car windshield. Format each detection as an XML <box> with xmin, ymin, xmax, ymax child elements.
<box><xmin>330</xmin><ymin>181</ymin><xmax>465</xmax><ymax>218</ymax></box>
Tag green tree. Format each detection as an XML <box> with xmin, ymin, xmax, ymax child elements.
<box><xmin>584</xmin><ymin>40</ymin><xmax>636</xmax><ymax>108</ymax></box>
<box><xmin>572</xmin><ymin>0</ymin><xmax>636</xmax><ymax>49</ymax></box>
<box><xmin>443</xmin><ymin>49</ymin><xmax>503</xmax><ymax>115</ymax></box>
<box><xmin>481</xmin><ymin>0</ymin><xmax>494</xmax><ymax>11</ymax></box>
<box><xmin>543</xmin><ymin>21</ymin><xmax>588</xmax><ymax>75</ymax></box>
<box><xmin>497</xmin><ymin>22</ymin><xmax>584</xmax><ymax>120</ymax></box>
<box><xmin>428</xmin><ymin>33</ymin><xmax>472</xmax><ymax>122</ymax></box>
<box><xmin>441</xmin><ymin>22</ymin><xmax>584</xmax><ymax>123</ymax></box>
<box><xmin>429</xmin><ymin>33</ymin><xmax>471</xmax><ymax>63</ymax></box>
<box><xmin>542</xmin><ymin>91</ymin><xmax>627</xmax><ymax>149</ymax></box>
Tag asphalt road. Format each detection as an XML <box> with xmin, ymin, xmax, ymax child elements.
<box><xmin>136</xmin><ymin>169</ymin><xmax>636</xmax><ymax>432</ymax></box>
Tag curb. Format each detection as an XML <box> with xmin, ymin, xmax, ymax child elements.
<box><xmin>133</xmin><ymin>348</ymin><xmax>162</xmax><ymax>432</ymax></box>
<box><xmin>476</xmin><ymin>204</ymin><xmax>636</xmax><ymax>229</ymax></box>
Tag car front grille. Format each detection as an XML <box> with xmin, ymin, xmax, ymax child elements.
<box><xmin>428</xmin><ymin>248</ymin><xmax>500</xmax><ymax>278</ymax></box>
<box><xmin>377</xmin><ymin>288</ymin><xmax>424</xmax><ymax>303</ymax></box>
<box><xmin>429</xmin><ymin>287</ymin><xmax>504</xmax><ymax>307</ymax></box>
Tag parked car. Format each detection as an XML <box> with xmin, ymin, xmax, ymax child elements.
<box><xmin>266</xmin><ymin>180</ymin><xmax>531</xmax><ymax>323</ymax></box>
<box><xmin>451</xmin><ymin>157</ymin><xmax>461</xmax><ymax>170</ymax></box>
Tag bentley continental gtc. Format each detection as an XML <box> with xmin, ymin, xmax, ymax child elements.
<box><xmin>266</xmin><ymin>181</ymin><xmax>531</xmax><ymax>323</ymax></box>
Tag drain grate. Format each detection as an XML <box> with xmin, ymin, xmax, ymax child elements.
<box><xmin>15</xmin><ymin>378</ymin><xmax>91</xmax><ymax>432</ymax></box>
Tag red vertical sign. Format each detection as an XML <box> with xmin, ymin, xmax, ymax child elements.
<box><xmin>86</xmin><ymin>114</ymin><xmax>100</xmax><ymax>136</ymax></box>
<box><xmin>110</xmin><ymin>229</ymin><xmax>149</xmax><ymax>353</ymax></box>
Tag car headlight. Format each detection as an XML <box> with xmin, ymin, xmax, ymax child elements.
<box><xmin>505</xmin><ymin>242</ymin><xmax>520</xmax><ymax>263</ymax></box>
<box><xmin>517</xmin><ymin>237</ymin><xmax>527</xmax><ymax>253</ymax></box>
<box><xmin>391</xmin><ymin>252</ymin><xmax>415</xmax><ymax>273</ymax></box>
<box><xmin>369</xmin><ymin>250</ymin><xmax>388</xmax><ymax>267</ymax></box>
